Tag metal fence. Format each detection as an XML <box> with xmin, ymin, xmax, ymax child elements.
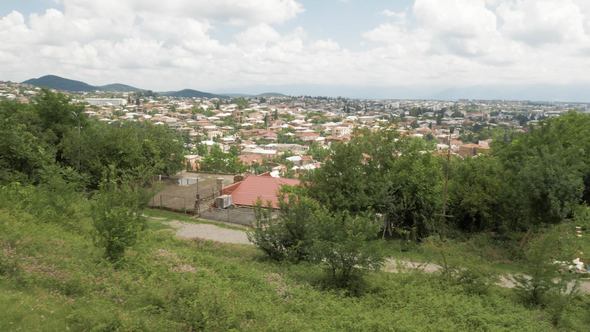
<box><xmin>199</xmin><ymin>206</ymin><xmax>259</xmax><ymax>226</ymax></box>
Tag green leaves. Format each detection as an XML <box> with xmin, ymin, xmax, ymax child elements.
<box><xmin>249</xmin><ymin>191</ymin><xmax>383</xmax><ymax>289</ymax></box>
<box><xmin>200</xmin><ymin>145</ymin><xmax>246</xmax><ymax>174</ymax></box>
<box><xmin>91</xmin><ymin>169</ymin><xmax>147</xmax><ymax>262</ymax></box>
<box><xmin>310</xmin><ymin>212</ymin><xmax>383</xmax><ymax>287</ymax></box>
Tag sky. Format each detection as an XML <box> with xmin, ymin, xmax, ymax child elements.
<box><xmin>1</xmin><ymin>0</ymin><xmax>590</xmax><ymax>99</ymax></box>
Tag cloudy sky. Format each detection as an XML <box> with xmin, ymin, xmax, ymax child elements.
<box><xmin>1</xmin><ymin>0</ymin><xmax>590</xmax><ymax>99</ymax></box>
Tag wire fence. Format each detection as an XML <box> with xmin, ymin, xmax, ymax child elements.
<box><xmin>148</xmin><ymin>173</ymin><xmax>260</xmax><ymax>226</ymax></box>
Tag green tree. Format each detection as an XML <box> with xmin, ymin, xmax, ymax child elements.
<box><xmin>308</xmin><ymin>142</ymin><xmax>330</xmax><ymax>162</ymax></box>
<box><xmin>448</xmin><ymin>156</ymin><xmax>507</xmax><ymax>232</ymax></box>
<box><xmin>248</xmin><ymin>189</ymin><xmax>318</xmax><ymax>262</ymax></box>
<box><xmin>0</xmin><ymin>117</ymin><xmax>54</xmax><ymax>184</ymax></box>
<box><xmin>233</xmin><ymin>97</ymin><xmax>249</xmax><ymax>110</ymax></box>
<box><xmin>200</xmin><ymin>145</ymin><xmax>246</xmax><ymax>174</ymax></box>
<box><xmin>91</xmin><ymin>169</ymin><xmax>147</xmax><ymax>262</ymax></box>
<box><xmin>382</xmin><ymin>146</ymin><xmax>442</xmax><ymax>240</ymax></box>
<box><xmin>310</xmin><ymin>212</ymin><xmax>383</xmax><ymax>288</ymax></box>
<box><xmin>61</xmin><ymin>121</ymin><xmax>184</xmax><ymax>188</ymax></box>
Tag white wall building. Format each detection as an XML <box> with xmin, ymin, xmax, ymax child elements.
<box><xmin>85</xmin><ymin>98</ymin><xmax>127</xmax><ymax>106</ymax></box>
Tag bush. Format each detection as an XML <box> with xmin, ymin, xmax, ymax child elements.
<box><xmin>91</xmin><ymin>170</ymin><xmax>147</xmax><ymax>262</ymax></box>
<box><xmin>310</xmin><ymin>212</ymin><xmax>383</xmax><ymax>288</ymax></box>
<box><xmin>513</xmin><ymin>226</ymin><xmax>579</xmax><ymax>307</ymax></box>
<box><xmin>248</xmin><ymin>192</ymin><xmax>318</xmax><ymax>262</ymax></box>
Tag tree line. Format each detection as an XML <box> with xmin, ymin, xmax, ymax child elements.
<box><xmin>250</xmin><ymin>112</ymin><xmax>590</xmax><ymax>291</ymax></box>
<box><xmin>0</xmin><ymin>90</ymin><xmax>184</xmax><ymax>261</ymax></box>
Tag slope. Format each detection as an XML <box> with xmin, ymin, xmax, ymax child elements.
<box><xmin>0</xmin><ymin>205</ymin><xmax>577</xmax><ymax>331</ymax></box>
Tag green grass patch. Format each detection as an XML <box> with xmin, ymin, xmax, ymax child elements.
<box><xmin>1</xmin><ymin>208</ymin><xmax>588</xmax><ymax>331</ymax></box>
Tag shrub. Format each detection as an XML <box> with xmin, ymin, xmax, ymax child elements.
<box><xmin>91</xmin><ymin>170</ymin><xmax>147</xmax><ymax>262</ymax></box>
<box><xmin>513</xmin><ymin>226</ymin><xmax>579</xmax><ymax>308</ymax></box>
<box><xmin>310</xmin><ymin>212</ymin><xmax>383</xmax><ymax>288</ymax></box>
<box><xmin>248</xmin><ymin>191</ymin><xmax>318</xmax><ymax>262</ymax></box>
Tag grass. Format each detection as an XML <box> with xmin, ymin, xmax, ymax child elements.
<box><xmin>1</xmin><ymin>208</ymin><xmax>589</xmax><ymax>331</ymax></box>
<box><xmin>378</xmin><ymin>236</ymin><xmax>526</xmax><ymax>275</ymax></box>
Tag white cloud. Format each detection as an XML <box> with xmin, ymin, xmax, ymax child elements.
<box><xmin>497</xmin><ymin>0</ymin><xmax>588</xmax><ymax>46</ymax></box>
<box><xmin>60</xmin><ymin>0</ymin><xmax>303</xmax><ymax>25</ymax></box>
<box><xmin>381</xmin><ymin>9</ymin><xmax>406</xmax><ymax>21</ymax></box>
<box><xmin>0</xmin><ymin>0</ymin><xmax>589</xmax><ymax>91</ymax></box>
<box><xmin>364</xmin><ymin>0</ymin><xmax>590</xmax><ymax>85</ymax></box>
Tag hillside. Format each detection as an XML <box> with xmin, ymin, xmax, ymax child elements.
<box><xmin>0</xmin><ymin>207</ymin><xmax>570</xmax><ymax>331</ymax></box>
<box><xmin>256</xmin><ymin>92</ymin><xmax>287</xmax><ymax>97</ymax></box>
<box><xmin>22</xmin><ymin>75</ymin><xmax>287</xmax><ymax>98</ymax></box>
<box><xmin>23</xmin><ymin>75</ymin><xmax>97</xmax><ymax>92</ymax></box>
<box><xmin>161</xmin><ymin>89</ymin><xmax>224</xmax><ymax>99</ymax></box>
<box><xmin>23</xmin><ymin>75</ymin><xmax>142</xmax><ymax>93</ymax></box>
<box><xmin>98</xmin><ymin>83</ymin><xmax>142</xmax><ymax>92</ymax></box>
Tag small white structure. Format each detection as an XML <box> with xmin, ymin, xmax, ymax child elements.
<box><xmin>85</xmin><ymin>98</ymin><xmax>127</xmax><ymax>106</ymax></box>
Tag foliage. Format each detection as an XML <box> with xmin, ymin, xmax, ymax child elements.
<box><xmin>513</xmin><ymin>226</ymin><xmax>580</xmax><ymax>309</ymax></box>
<box><xmin>200</xmin><ymin>145</ymin><xmax>246</xmax><ymax>174</ymax></box>
<box><xmin>382</xmin><ymin>141</ymin><xmax>442</xmax><ymax>240</ymax></box>
<box><xmin>310</xmin><ymin>212</ymin><xmax>383</xmax><ymax>288</ymax></box>
<box><xmin>448</xmin><ymin>156</ymin><xmax>507</xmax><ymax>232</ymax></box>
<box><xmin>0</xmin><ymin>168</ymin><xmax>87</xmax><ymax>229</ymax></box>
<box><xmin>232</xmin><ymin>97</ymin><xmax>249</xmax><ymax>110</ymax></box>
<box><xmin>1</xmin><ymin>91</ymin><xmax>184</xmax><ymax>189</ymax></box>
<box><xmin>248</xmin><ymin>191</ymin><xmax>319</xmax><ymax>262</ymax></box>
<box><xmin>493</xmin><ymin>112</ymin><xmax>590</xmax><ymax>228</ymax></box>
<box><xmin>91</xmin><ymin>169</ymin><xmax>148</xmax><ymax>262</ymax></box>
<box><xmin>61</xmin><ymin>121</ymin><xmax>184</xmax><ymax>188</ymax></box>
<box><xmin>0</xmin><ymin>114</ymin><xmax>54</xmax><ymax>184</ymax></box>
<box><xmin>307</xmin><ymin>130</ymin><xmax>442</xmax><ymax>239</ymax></box>
<box><xmin>307</xmin><ymin>142</ymin><xmax>330</xmax><ymax>162</ymax></box>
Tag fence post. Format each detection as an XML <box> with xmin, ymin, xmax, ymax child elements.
<box><xmin>159</xmin><ymin>195</ymin><xmax>163</xmax><ymax>208</ymax></box>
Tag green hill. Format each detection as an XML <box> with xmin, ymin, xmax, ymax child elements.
<box><xmin>160</xmin><ymin>89</ymin><xmax>225</xmax><ymax>99</ymax></box>
<box><xmin>23</xmin><ymin>75</ymin><xmax>97</xmax><ymax>92</ymax></box>
<box><xmin>0</xmin><ymin>205</ymin><xmax>572</xmax><ymax>331</ymax></box>
<box><xmin>98</xmin><ymin>83</ymin><xmax>142</xmax><ymax>92</ymax></box>
<box><xmin>23</xmin><ymin>75</ymin><xmax>142</xmax><ymax>93</ymax></box>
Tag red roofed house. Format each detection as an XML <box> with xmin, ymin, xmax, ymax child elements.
<box><xmin>221</xmin><ymin>175</ymin><xmax>300</xmax><ymax>209</ymax></box>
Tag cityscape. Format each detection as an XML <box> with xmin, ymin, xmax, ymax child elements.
<box><xmin>1</xmin><ymin>0</ymin><xmax>590</xmax><ymax>330</ymax></box>
<box><xmin>3</xmin><ymin>76</ymin><xmax>589</xmax><ymax>180</ymax></box>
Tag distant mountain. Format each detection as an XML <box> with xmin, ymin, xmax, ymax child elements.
<box><xmin>23</xmin><ymin>75</ymin><xmax>142</xmax><ymax>92</ymax></box>
<box><xmin>161</xmin><ymin>89</ymin><xmax>224</xmax><ymax>99</ymax></box>
<box><xmin>219</xmin><ymin>92</ymin><xmax>288</xmax><ymax>98</ymax></box>
<box><xmin>256</xmin><ymin>92</ymin><xmax>287</xmax><ymax>97</ymax></box>
<box><xmin>99</xmin><ymin>83</ymin><xmax>142</xmax><ymax>92</ymax></box>
<box><xmin>23</xmin><ymin>75</ymin><xmax>96</xmax><ymax>92</ymax></box>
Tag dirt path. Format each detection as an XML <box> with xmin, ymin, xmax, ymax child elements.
<box><xmin>383</xmin><ymin>258</ymin><xmax>590</xmax><ymax>294</ymax></box>
<box><xmin>167</xmin><ymin>220</ymin><xmax>251</xmax><ymax>245</ymax></box>
<box><xmin>161</xmin><ymin>220</ymin><xmax>590</xmax><ymax>294</ymax></box>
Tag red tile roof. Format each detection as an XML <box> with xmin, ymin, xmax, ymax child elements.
<box><xmin>222</xmin><ymin>175</ymin><xmax>300</xmax><ymax>208</ymax></box>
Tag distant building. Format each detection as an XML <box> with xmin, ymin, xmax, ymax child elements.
<box><xmin>85</xmin><ymin>98</ymin><xmax>127</xmax><ymax>106</ymax></box>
